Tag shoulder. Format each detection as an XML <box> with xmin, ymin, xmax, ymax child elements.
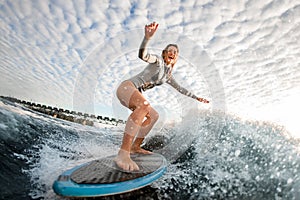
<box><xmin>148</xmin><ymin>55</ymin><xmax>163</xmax><ymax>66</ymax></box>
<box><xmin>154</xmin><ymin>56</ymin><xmax>166</xmax><ymax>66</ymax></box>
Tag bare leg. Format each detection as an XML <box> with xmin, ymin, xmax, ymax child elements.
<box><xmin>115</xmin><ymin>134</ymin><xmax>137</xmax><ymax>171</ymax></box>
<box><xmin>115</xmin><ymin>104</ymin><xmax>149</xmax><ymax>171</ymax></box>
<box><xmin>114</xmin><ymin>81</ymin><xmax>153</xmax><ymax>171</ymax></box>
<box><xmin>131</xmin><ymin>108</ymin><xmax>159</xmax><ymax>154</ymax></box>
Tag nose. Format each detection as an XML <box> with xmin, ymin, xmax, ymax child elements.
<box><xmin>169</xmin><ymin>50</ymin><xmax>175</xmax><ymax>56</ymax></box>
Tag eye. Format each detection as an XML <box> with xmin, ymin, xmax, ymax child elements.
<box><xmin>168</xmin><ymin>50</ymin><xmax>177</xmax><ymax>54</ymax></box>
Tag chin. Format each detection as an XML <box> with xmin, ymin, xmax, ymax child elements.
<box><xmin>164</xmin><ymin>58</ymin><xmax>176</xmax><ymax>65</ymax></box>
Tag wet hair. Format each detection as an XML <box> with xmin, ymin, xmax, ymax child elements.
<box><xmin>161</xmin><ymin>44</ymin><xmax>179</xmax><ymax>58</ymax></box>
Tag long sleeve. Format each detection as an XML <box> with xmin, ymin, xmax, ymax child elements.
<box><xmin>138</xmin><ymin>37</ymin><xmax>158</xmax><ymax>63</ymax></box>
<box><xmin>167</xmin><ymin>76</ymin><xmax>198</xmax><ymax>99</ymax></box>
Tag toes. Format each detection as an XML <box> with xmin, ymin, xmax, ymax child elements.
<box><xmin>124</xmin><ymin>164</ymin><xmax>130</xmax><ymax>171</ymax></box>
<box><xmin>115</xmin><ymin>157</ymin><xmax>139</xmax><ymax>171</ymax></box>
<box><xmin>133</xmin><ymin>162</ymin><xmax>139</xmax><ymax>171</ymax></box>
<box><xmin>127</xmin><ymin>160</ymin><xmax>139</xmax><ymax>171</ymax></box>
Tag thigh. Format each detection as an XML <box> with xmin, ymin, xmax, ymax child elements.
<box><xmin>128</xmin><ymin>89</ymin><xmax>149</xmax><ymax>110</ymax></box>
<box><xmin>116</xmin><ymin>81</ymin><xmax>149</xmax><ymax>110</ymax></box>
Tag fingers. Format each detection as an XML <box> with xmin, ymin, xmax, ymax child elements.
<box><xmin>145</xmin><ymin>22</ymin><xmax>159</xmax><ymax>31</ymax></box>
<box><xmin>198</xmin><ymin>97</ymin><xmax>209</xmax><ymax>103</ymax></box>
<box><xmin>146</xmin><ymin>22</ymin><xmax>158</xmax><ymax>28</ymax></box>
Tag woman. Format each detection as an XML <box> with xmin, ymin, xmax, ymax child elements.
<box><xmin>115</xmin><ymin>22</ymin><xmax>209</xmax><ymax>171</ymax></box>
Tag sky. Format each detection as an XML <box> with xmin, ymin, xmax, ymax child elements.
<box><xmin>0</xmin><ymin>0</ymin><xmax>299</xmax><ymax>137</ymax></box>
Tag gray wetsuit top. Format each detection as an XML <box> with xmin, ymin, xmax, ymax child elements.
<box><xmin>128</xmin><ymin>37</ymin><xmax>198</xmax><ymax>100</ymax></box>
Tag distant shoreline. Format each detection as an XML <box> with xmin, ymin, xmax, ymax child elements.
<box><xmin>0</xmin><ymin>96</ymin><xmax>125</xmax><ymax>127</ymax></box>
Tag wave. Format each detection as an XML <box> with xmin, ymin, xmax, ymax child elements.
<box><xmin>1</xmin><ymin>98</ymin><xmax>300</xmax><ymax>200</ymax></box>
<box><xmin>149</xmin><ymin>110</ymin><xmax>300</xmax><ymax>199</ymax></box>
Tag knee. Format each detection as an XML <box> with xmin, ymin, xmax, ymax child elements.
<box><xmin>137</xmin><ymin>100</ymin><xmax>151</xmax><ymax>114</ymax></box>
<box><xmin>130</xmin><ymin>103</ymin><xmax>151</xmax><ymax>122</ymax></box>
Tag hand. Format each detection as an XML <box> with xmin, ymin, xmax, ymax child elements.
<box><xmin>197</xmin><ymin>97</ymin><xmax>209</xmax><ymax>104</ymax></box>
<box><xmin>145</xmin><ymin>22</ymin><xmax>159</xmax><ymax>39</ymax></box>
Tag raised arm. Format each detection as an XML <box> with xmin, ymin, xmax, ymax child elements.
<box><xmin>138</xmin><ymin>22</ymin><xmax>159</xmax><ymax>63</ymax></box>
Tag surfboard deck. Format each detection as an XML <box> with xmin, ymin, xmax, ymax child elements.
<box><xmin>52</xmin><ymin>153</ymin><xmax>167</xmax><ymax>197</ymax></box>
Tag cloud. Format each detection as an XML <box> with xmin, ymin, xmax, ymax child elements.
<box><xmin>0</xmin><ymin>0</ymin><xmax>299</xmax><ymax>136</ymax></box>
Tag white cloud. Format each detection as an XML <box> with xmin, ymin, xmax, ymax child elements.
<box><xmin>0</xmin><ymin>0</ymin><xmax>299</xmax><ymax>136</ymax></box>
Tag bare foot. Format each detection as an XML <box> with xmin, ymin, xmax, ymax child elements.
<box><xmin>131</xmin><ymin>147</ymin><xmax>153</xmax><ymax>154</ymax></box>
<box><xmin>114</xmin><ymin>149</ymin><xmax>139</xmax><ymax>171</ymax></box>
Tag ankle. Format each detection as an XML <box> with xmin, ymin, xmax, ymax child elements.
<box><xmin>131</xmin><ymin>145</ymin><xmax>144</xmax><ymax>151</ymax></box>
<box><xmin>118</xmin><ymin>148</ymin><xmax>130</xmax><ymax>156</ymax></box>
<box><xmin>132</xmin><ymin>138</ymin><xmax>144</xmax><ymax>147</ymax></box>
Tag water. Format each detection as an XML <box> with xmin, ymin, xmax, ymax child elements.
<box><xmin>1</xmin><ymin>0</ymin><xmax>300</xmax><ymax>199</ymax></box>
<box><xmin>1</xmin><ymin>97</ymin><xmax>300</xmax><ymax>200</ymax></box>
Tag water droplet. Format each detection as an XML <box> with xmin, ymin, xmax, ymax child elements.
<box><xmin>235</xmin><ymin>149</ymin><xmax>241</xmax><ymax>157</ymax></box>
<box><xmin>287</xmin><ymin>178</ymin><xmax>293</xmax><ymax>184</ymax></box>
<box><xmin>255</xmin><ymin>175</ymin><xmax>260</xmax><ymax>181</ymax></box>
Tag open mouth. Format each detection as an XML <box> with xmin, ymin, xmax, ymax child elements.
<box><xmin>166</xmin><ymin>56</ymin><xmax>176</xmax><ymax>64</ymax></box>
<box><xmin>164</xmin><ymin>53</ymin><xmax>176</xmax><ymax>64</ymax></box>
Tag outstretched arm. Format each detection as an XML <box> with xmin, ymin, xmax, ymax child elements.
<box><xmin>167</xmin><ymin>77</ymin><xmax>209</xmax><ymax>104</ymax></box>
<box><xmin>138</xmin><ymin>22</ymin><xmax>159</xmax><ymax>63</ymax></box>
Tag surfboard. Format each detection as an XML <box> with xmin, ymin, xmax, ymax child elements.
<box><xmin>52</xmin><ymin>153</ymin><xmax>167</xmax><ymax>197</ymax></box>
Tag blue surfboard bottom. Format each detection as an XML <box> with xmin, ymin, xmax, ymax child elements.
<box><xmin>52</xmin><ymin>153</ymin><xmax>167</xmax><ymax>197</ymax></box>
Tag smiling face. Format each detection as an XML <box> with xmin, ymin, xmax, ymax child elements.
<box><xmin>162</xmin><ymin>44</ymin><xmax>179</xmax><ymax>66</ymax></box>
